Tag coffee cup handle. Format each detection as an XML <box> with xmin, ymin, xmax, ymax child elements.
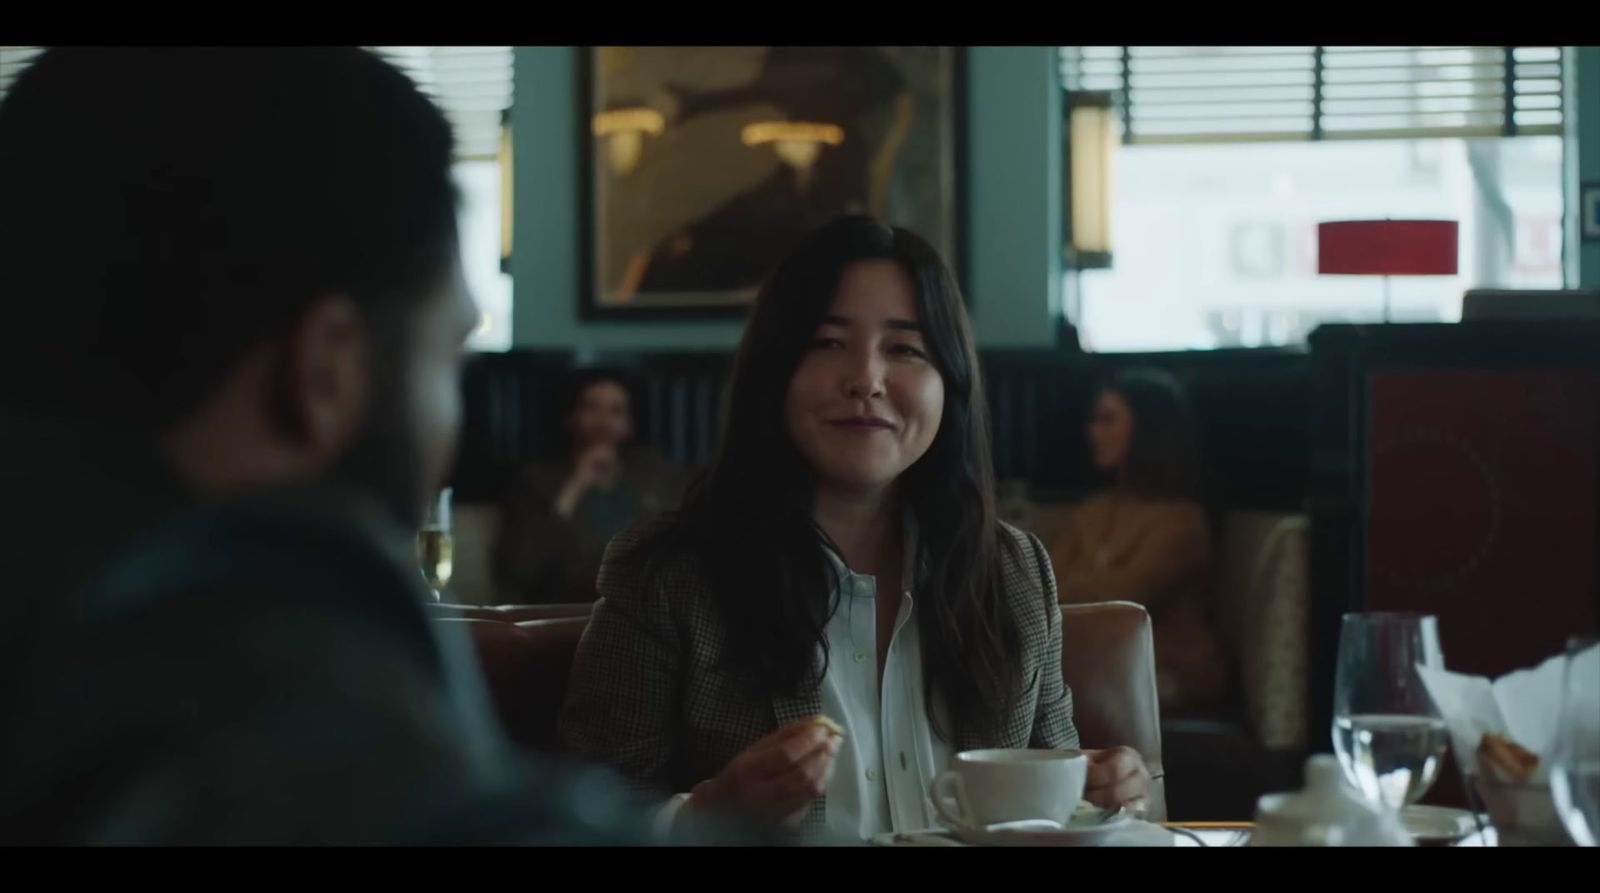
<box><xmin>931</xmin><ymin>770</ymin><xmax>973</xmax><ymax>829</ymax></box>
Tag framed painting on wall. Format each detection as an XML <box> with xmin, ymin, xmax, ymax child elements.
<box><xmin>580</xmin><ymin>46</ymin><xmax>963</xmax><ymax>318</ymax></box>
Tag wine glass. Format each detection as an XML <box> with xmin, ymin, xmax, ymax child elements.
<box><xmin>1550</xmin><ymin>636</ymin><xmax>1600</xmax><ymax>846</ymax></box>
<box><xmin>417</xmin><ymin>487</ymin><xmax>454</xmax><ymax>603</ymax></box>
<box><xmin>1332</xmin><ymin>612</ymin><xmax>1449</xmax><ymax>811</ymax></box>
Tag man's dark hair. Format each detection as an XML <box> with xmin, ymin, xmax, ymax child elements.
<box><xmin>0</xmin><ymin>47</ymin><xmax>459</xmax><ymax>430</ymax></box>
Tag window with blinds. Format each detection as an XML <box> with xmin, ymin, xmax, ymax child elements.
<box><xmin>0</xmin><ymin>46</ymin><xmax>45</xmax><ymax>107</ymax></box>
<box><xmin>1061</xmin><ymin>46</ymin><xmax>1563</xmax><ymax>144</ymax></box>
<box><xmin>368</xmin><ymin>46</ymin><xmax>513</xmax><ymax>161</ymax></box>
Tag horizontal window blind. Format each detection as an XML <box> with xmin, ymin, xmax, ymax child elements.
<box><xmin>368</xmin><ymin>46</ymin><xmax>514</xmax><ymax>161</ymax></box>
<box><xmin>1061</xmin><ymin>46</ymin><xmax>1563</xmax><ymax>144</ymax></box>
<box><xmin>0</xmin><ymin>46</ymin><xmax>46</xmax><ymax>108</ymax></box>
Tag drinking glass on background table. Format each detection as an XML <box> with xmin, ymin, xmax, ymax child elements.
<box><xmin>417</xmin><ymin>487</ymin><xmax>453</xmax><ymax>603</ymax></box>
<box><xmin>1333</xmin><ymin>612</ymin><xmax>1449</xmax><ymax>811</ymax></box>
<box><xmin>1550</xmin><ymin>636</ymin><xmax>1600</xmax><ymax>846</ymax></box>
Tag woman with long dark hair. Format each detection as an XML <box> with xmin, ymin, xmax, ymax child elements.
<box><xmin>1049</xmin><ymin>368</ymin><xmax>1229</xmax><ymax>710</ymax></box>
<box><xmin>560</xmin><ymin>216</ymin><xmax>1151</xmax><ymax>841</ymax></box>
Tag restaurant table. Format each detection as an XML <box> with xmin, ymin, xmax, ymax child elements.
<box><xmin>873</xmin><ymin>818</ymin><xmax>1501</xmax><ymax>846</ymax></box>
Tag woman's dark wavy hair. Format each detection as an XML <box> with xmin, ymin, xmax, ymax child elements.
<box><xmin>1096</xmin><ymin>367</ymin><xmax>1206</xmax><ymax>502</ymax></box>
<box><xmin>622</xmin><ymin>215</ymin><xmax>1023</xmax><ymax>741</ymax></box>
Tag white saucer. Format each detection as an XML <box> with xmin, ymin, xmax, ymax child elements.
<box><xmin>1400</xmin><ymin>805</ymin><xmax>1477</xmax><ymax>845</ymax></box>
<box><xmin>870</xmin><ymin>802</ymin><xmax>1134</xmax><ymax>847</ymax></box>
<box><xmin>953</xmin><ymin>803</ymin><xmax>1132</xmax><ymax>847</ymax></box>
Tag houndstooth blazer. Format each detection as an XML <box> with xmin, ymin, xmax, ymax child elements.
<box><xmin>558</xmin><ymin>517</ymin><xmax>1079</xmax><ymax>835</ymax></box>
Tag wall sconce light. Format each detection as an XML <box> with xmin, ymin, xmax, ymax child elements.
<box><xmin>592</xmin><ymin>106</ymin><xmax>666</xmax><ymax>176</ymax></box>
<box><xmin>741</xmin><ymin>121</ymin><xmax>845</xmax><ymax>191</ymax></box>
<box><xmin>499</xmin><ymin>108</ymin><xmax>513</xmax><ymax>274</ymax></box>
<box><xmin>1065</xmin><ymin>90</ymin><xmax>1117</xmax><ymax>270</ymax></box>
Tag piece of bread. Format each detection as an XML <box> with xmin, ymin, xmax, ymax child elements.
<box><xmin>811</xmin><ymin>714</ymin><xmax>845</xmax><ymax>738</ymax></box>
<box><xmin>1478</xmin><ymin>732</ymin><xmax>1539</xmax><ymax>784</ymax></box>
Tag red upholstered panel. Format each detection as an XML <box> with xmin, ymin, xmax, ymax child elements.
<box><xmin>1366</xmin><ymin>368</ymin><xmax>1599</xmax><ymax>676</ymax></box>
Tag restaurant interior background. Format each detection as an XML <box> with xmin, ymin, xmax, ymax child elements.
<box><xmin>6</xmin><ymin>45</ymin><xmax>1592</xmax><ymax>826</ymax></box>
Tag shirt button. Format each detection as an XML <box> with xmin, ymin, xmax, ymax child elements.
<box><xmin>854</xmin><ymin>651</ymin><xmax>867</xmax><ymax>663</ymax></box>
<box><xmin>866</xmin><ymin>769</ymin><xmax>879</xmax><ymax>781</ymax></box>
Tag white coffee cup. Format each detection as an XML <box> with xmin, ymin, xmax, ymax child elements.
<box><xmin>930</xmin><ymin>748</ymin><xmax>1089</xmax><ymax>829</ymax></box>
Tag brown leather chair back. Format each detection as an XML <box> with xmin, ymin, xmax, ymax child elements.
<box><xmin>438</xmin><ymin>616</ymin><xmax>589</xmax><ymax>753</ymax></box>
<box><xmin>1060</xmin><ymin>602</ymin><xmax>1167</xmax><ymax>820</ymax></box>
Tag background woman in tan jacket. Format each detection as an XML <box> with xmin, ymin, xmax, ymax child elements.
<box><xmin>1050</xmin><ymin>368</ymin><xmax>1229</xmax><ymax>711</ymax></box>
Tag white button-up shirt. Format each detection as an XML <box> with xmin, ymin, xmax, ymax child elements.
<box><xmin>658</xmin><ymin>526</ymin><xmax>952</xmax><ymax>841</ymax></box>
<box><xmin>818</xmin><ymin>531</ymin><xmax>951</xmax><ymax>841</ymax></box>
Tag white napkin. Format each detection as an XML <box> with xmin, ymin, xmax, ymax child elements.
<box><xmin>1417</xmin><ymin>646</ymin><xmax>1599</xmax><ymax>782</ymax></box>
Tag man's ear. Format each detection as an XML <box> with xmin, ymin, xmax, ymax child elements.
<box><xmin>274</xmin><ymin>293</ymin><xmax>371</xmax><ymax>463</ymax></box>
